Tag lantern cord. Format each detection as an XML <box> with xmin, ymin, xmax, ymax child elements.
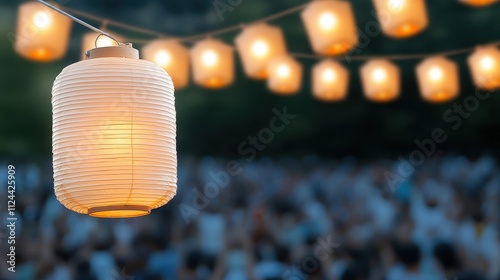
<box><xmin>290</xmin><ymin>41</ymin><xmax>500</xmax><ymax>61</ymax></box>
<box><xmin>55</xmin><ymin>2</ymin><xmax>310</xmax><ymax>43</ymax></box>
<box><xmin>36</xmin><ymin>0</ymin><xmax>123</xmax><ymax>45</ymax></box>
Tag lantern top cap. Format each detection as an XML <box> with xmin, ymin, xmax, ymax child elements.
<box><xmin>85</xmin><ymin>44</ymin><xmax>139</xmax><ymax>60</ymax></box>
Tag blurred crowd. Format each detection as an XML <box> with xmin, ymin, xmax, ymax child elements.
<box><xmin>1</xmin><ymin>154</ymin><xmax>499</xmax><ymax>280</ymax></box>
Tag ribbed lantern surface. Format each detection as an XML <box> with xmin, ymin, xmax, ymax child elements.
<box><xmin>52</xmin><ymin>46</ymin><xmax>177</xmax><ymax>218</ymax></box>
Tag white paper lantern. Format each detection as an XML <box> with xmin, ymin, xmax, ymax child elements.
<box><xmin>417</xmin><ymin>56</ymin><xmax>460</xmax><ymax>103</ymax></box>
<box><xmin>301</xmin><ymin>0</ymin><xmax>358</xmax><ymax>55</ymax></box>
<box><xmin>312</xmin><ymin>60</ymin><xmax>349</xmax><ymax>102</ymax></box>
<box><xmin>360</xmin><ymin>59</ymin><xmax>400</xmax><ymax>102</ymax></box>
<box><xmin>372</xmin><ymin>0</ymin><xmax>428</xmax><ymax>38</ymax></box>
<box><xmin>15</xmin><ymin>1</ymin><xmax>72</xmax><ymax>62</ymax></box>
<box><xmin>52</xmin><ymin>46</ymin><xmax>177</xmax><ymax>218</ymax></box>
<box><xmin>191</xmin><ymin>39</ymin><xmax>234</xmax><ymax>89</ymax></box>
<box><xmin>468</xmin><ymin>46</ymin><xmax>500</xmax><ymax>90</ymax></box>
<box><xmin>143</xmin><ymin>39</ymin><xmax>190</xmax><ymax>89</ymax></box>
<box><xmin>267</xmin><ymin>55</ymin><xmax>303</xmax><ymax>95</ymax></box>
<box><xmin>235</xmin><ymin>23</ymin><xmax>287</xmax><ymax>79</ymax></box>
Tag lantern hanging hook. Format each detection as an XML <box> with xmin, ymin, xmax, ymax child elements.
<box><xmin>36</xmin><ymin>0</ymin><xmax>123</xmax><ymax>45</ymax></box>
<box><xmin>94</xmin><ymin>33</ymin><xmax>121</xmax><ymax>48</ymax></box>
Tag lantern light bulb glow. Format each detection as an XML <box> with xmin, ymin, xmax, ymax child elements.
<box><xmin>202</xmin><ymin>50</ymin><xmax>218</xmax><ymax>67</ymax></box>
<box><xmin>480</xmin><ymin>56</ymin><xmax>495</xmax><ymax>71</ymax></box>
<box><xmin>318</xmin><ymin>12</ymin><xmax>337</xmax><ymax>30</ymax></box>
<box><xmin>428</xmin><ymin>67</ymin><xmax>444</xmax><ymax>82</ymax></box>
<box><xmin>96</xmin><ymin>36</ymin><xmax>116</xmax><ymax>48</ymax></box>
<box><xmin>372</xmin><ymin>68</ymin><xmax>387</xmax><ymax>83</ymax></box>
<box><xmin>251</xmin><ymin>40</ymin><xmax>269</xmax><ymax>58</ymax></box>
<box><xmin>389</xmin><ymin>0</ymin><xmax>405</xmax><ymax>12</ymax></box>
<box><xmin>33</xmin><ymin>11</ymin><xmax>50</xmax><ymax>28</ymax></box>
<box><xmin>154</xmin><ymin>51</ymin><xmax>172</xmax><ymax>67</ymax></box>
<box><xmin>277</xmin><ymin>64</ymin><xmax>291</xmax><ymax>78</ymax></box>
<box><xmin>322</xmin><ymin>69</ymin><xmax>337</xmax><ymax>83</ymax></box>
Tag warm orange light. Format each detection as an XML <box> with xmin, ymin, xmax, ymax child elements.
<box><xmin>143</xmin><ymin>39</ymin><xmax>190</xmax><ymax>89</ymax></box>
<box><xmin>373</xmin><ymin>0</ymin><xmax>428</xmax><ymax>38</ymax></box>
<box><xmin>468</xmin><ymin>46</ymin><xmax>500</xmax><ymax>90</ymax></box>
<box><xmin>15</xmin><ymin>2</ymin><xmax>72</xmax><ymax>62</ymax></box>
<box><xmin>191</xmin><ymin>39</ymin><xmax>234</xmax><ymax>89</ymax></box>
<box><xmin>33</xmin><ymin>11</ymin><xmax>50</xmax><ymax>28</ymax></box>
<box><xmin>312</xmin><ymin>60</ymin><xmax>349</xmax><ymax>102</ymax></box>
<box><xmin>417</xmin><ymin>56</ymin><xmax>460</xmax><ymax>103</ymax></box>
<box><xmin>235</xmin><ymin>23</ymin><xmax>287</xmax><ymax>79</ymax></box>
<box><xmin>428</xmin><ymin>67</ymin><xmax>444</xmax><ymax>82</ymax></box>
<box><xmin>251</xmin><ymin>40</ymin><xmax>270</xmax><ymax>58</ymax></box>
<box><xmin>301</xmin><ymin>1</ymin><xmax>358</xmax><ymax>55</ymax></box>
<box><xmin>318</xmin><ymin>12</ymin><xmax>337</xmax><ymax>30</ymax></box>
<box><xmin>268</xmin><ymin>56</ymin><xmax>303</xmax><ymax>95</ymax></box>
<box><xmin>202</xmin><ymin>50</ymin><xmax>219</xmax><ymax>67</ymax></box>
<box><xmin>154</xmin><ymin>51</ymin><xmax>172</xmax><ymax>67</ymax></box>
<box><xmin>459</xmin><ymin>0</ymin><xmax>498</xmax><ymax>7</ymax></box>
<box><xmin>361</xmin><ymin>60</ymin><xmax>400</xmax><ymax>102</ymax></box>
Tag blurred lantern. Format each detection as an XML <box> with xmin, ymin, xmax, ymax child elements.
<box><xmin>191</xmin><ymin>39</ymin><xmax>234</xmax><ymax>89</ymax></box>
<box><xmin>360</xmin><ymin>59</ymin><xmax>400</xmax><ymax>102</ymax></box>
<box><xmin>81</xmin><ymin>32</ymin><xmax>124</xmax><ymax>59</ymax></box>
<box><xmin>52</xmin><ymin>45</ymin><xmax>177</xmax><ymax>218</ymax></box>
<box><xmin>301</xmin><ymin>0</ymin><xmax>358</xmax><ymax>55</ymax></box>
<box><xmin>143</xmin><ymin>39</ymin><xmax>190</xmax><ymax>89</ymax></box>
<box><xmin>15</xmin><ymin>2</ymin><xmax>72</xmax><ymax>62</ymax></box>
<box><xmin>468</xmin><ymin>46</ymin><xmax>500</xmax><ymax>90</ymax></box>
<box><xmin>312</xmin><ymin>60</ymin><xmax>349</xmax><ymax>101</ymax></box>
<box><xmin>372</xmin><ymin>0</ymin><xmax>428</xmax><ymax>38</ymax></box>
<box><xmin>235</xmin><ymin>23</ymin><xmax>287</xmax><ymax>79</ymax></box>
<box><xmin>417</xmin><ymin>56</ymin><xmax>460</xmax><ymax>103</ymax></box>
<box><xmin>458</xmin><ymin>0</ymin><xmax>498</xmax><ymax>7</ymax></box>
<box><xmin>267</xmin><ymin>56</ymin><xmax>303</xmax><ymax>95</ymax></box>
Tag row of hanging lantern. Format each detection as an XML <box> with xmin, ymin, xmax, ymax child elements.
<box><xmin>14</xmin><ymin>1</ymin><xmax>500</xmax><ymax>103</ymax></box>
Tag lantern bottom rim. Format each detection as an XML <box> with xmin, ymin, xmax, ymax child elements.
<box><xmin>88</xmin><ymin>205</ymin><xmax>151</xmax><ymax>218</ymax></box>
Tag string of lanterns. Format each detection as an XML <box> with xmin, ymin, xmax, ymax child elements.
<box><xmin>15</xmin><ymin>0</ymin><xmax>500</xmax><ymax>103</ymax></box>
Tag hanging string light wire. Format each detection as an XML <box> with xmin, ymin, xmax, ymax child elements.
<box><xmin>50</xmin><ymin>1</ymin><xmax>500</xmax><ymax>62</ymax></box>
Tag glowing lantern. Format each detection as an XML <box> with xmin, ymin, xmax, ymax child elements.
<box><xmin>143</xmin><ymin>39</ymin><xmax>190</xmax><ymax>89</ymax></box>
<box><xmin>417</xmin><ymin>57</ymin><xmax>460</xmax><ymax>103</ymax></box>
<box><xmin>312</xmin><ymin>60</ymin><xmax>349</xmax><ymax>101</ymax></box>
<box><xmin>52</xmin><ymin>45</ymin><xmax>177</xmax><ymax>218</ymax></box>
<box><xmin>468</xmin><ymin>46</ymin><xmax>500</xmax><ymax>90</ymax></box>
<box><xmin>267</xmin><ymin>56</ymin><xmax>303</xmax><ymax>95</ymax></box>
<box><xmin>360</xmin><ymin>60</ymin><xmax>400</xmax><ymax>102</ymax></box>
<box><xmin>81</xmin><ymin>32</ymin><xmax>124</xmax><ymax>59</ymax></box>
<box><xmin>191</xmin><ymin>39</ymin><xmax>234</xmax><ymax>89</ymax></box>
<box><xmin>15</xmin><ymin>2</ymin><xmax>72</xmax><ymax>61</ymax></box>
<box><xmin>372</xmin><ymin>0</ymin><xmax>428</xmax><ymax>38</ymax></box>
<box><xmin>235</xmin><ymin>23</ymin><xmax>287</xmax><ymax>79</ymax></box>
<box><xmin>458</xmin><ymin>0</ymin><xmax>498</xmax><ymax>7</ymax></box>
<box><xmin>301</xmin><ymin>0</ymin><xmax>358</xmax><ymax>55</ymax></box>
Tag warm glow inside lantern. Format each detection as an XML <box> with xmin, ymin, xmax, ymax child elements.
<box><xmin>468</xmin><ymin>46</ymin><xmax>500</xmax><ymax>90</ymax></box>
<box><xmin>191</xmin><ymin>39</ymin><xmax>234</xmax><ymax>89</ymax></box>
<box><xmin>360</xmin><ymin>60</ymin><xmax>400</xmax><ymax>102</ymax></box>
<box><xmin>15</xmin><ymin>2</ymin><xmax>72</xmax><ymax>61</ymax></box>
<box><xmin>312</xmin><ymin>60</ymin><xmax>349</xmax><ymax>101</ymax></box>
<box><xmin>372</xmin><ymin>0</ymin><xmax>429</xmax><ymax>38</ymax></box>
<box><xmin>458</xmin><ymin>0</ymin><xmax>498</xmax><ymax>7</ymax></box>
<box><xmin>143</xmin><ymin>39</ymin><xmax>190</xmax><ymax>89</ymax></box>
<box><xmin>417</xmin><ymin>56</ymin><xmax>460</xmax><ymax>103</ymax></box>
<box><xmin>301</xmin><ymin>0</ymin><xmax>358</xmax><ymax>55</ymax></box>
<box><xmin>267</xmin><ymin>56</ymin><xmax>303</xmax><ymax>95</ymax></box>
<box><xmin>235</xmin><ymin>23</ymin><xmax>287</xmax><ymax>79</ymax></box>
<box><xmin>81</xmin><ymin>32</ymin><xmax>124</xmax><ymax>59</ymax></box>
<box><xmin>52</xmin><ymin>46</ymin><xmax>177</xmax><ymax>218</ymax></box>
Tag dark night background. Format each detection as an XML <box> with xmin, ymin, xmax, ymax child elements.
<box><xmin>1</xmin><ymin>0</ymin><xmax>500</xmax><ymax>159</ymax></box>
